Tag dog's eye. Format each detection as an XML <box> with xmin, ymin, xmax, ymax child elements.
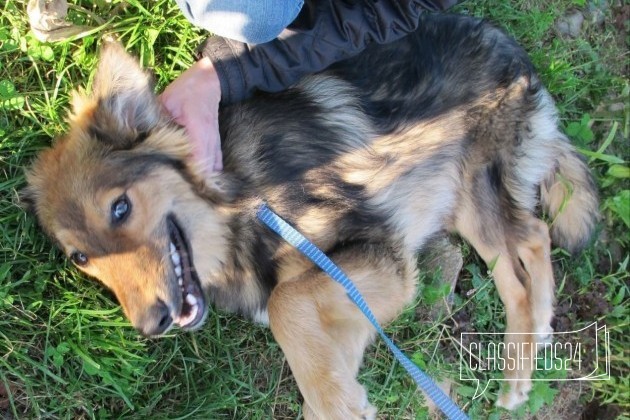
<box><xmin>70</xmin><ymin>251</ymin><xmax>89</xmax><ymax>267</ymax></box>
<box><xmin>111</xmin><ymin>195</ymin><xmax>131</xmax><ymax>224</ymax></box>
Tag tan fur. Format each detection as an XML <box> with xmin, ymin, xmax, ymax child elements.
<box><xmin>269</xmin><ymin>245</ymin><xmax>417</xmax><ymax>419</ymax></box>
<box><xmin>453</xmin><ymin>201</ymin><xmax>553</xmax><ymax>408</ymax></box>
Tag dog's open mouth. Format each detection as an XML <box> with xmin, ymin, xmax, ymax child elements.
<box><xmin>167</xmin><ymin>215</ymin><xmax>206</xmax><ymax>330</ymax></box>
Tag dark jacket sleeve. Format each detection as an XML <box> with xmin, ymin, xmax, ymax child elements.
<box><xmin>199</xmin><ymin>0</ymin><xmax>459</xmax><ymax>104</ymax></box>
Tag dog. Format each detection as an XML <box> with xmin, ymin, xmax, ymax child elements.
<box><xmin>23</xmin><ymin>13</ymin><xmax>598</xmax><ymax>418</ymax></box>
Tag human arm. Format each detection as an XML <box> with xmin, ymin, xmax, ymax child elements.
<box><xmin>199</xmin><ymin>0</ymin><xmax>459</xmax><ymax>104</ymax></box>
<box><xmin>162</xmin><ymin>0</ymin><xmax>459</xmax><ymax>174</ymax></box>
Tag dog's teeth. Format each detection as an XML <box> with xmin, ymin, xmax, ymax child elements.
<box><xmin>170</xmin><ymin>242</ymin><xmax>176</xmax><ymax>253</ymax></box>
<box><xmin>189</xmin><ymin>303</ymin><xmax>198</xmax><ymax>321</ymax></box>
<box><xmin>186</xmin><ymin>294</ymin><xmax>197</xmax><ymax>306</ymax></box>
<box><xmin>174</xmin><ymin>265</ymin><xmax>182</xmax><ymax>277</ymax></box>
<box><xmin>178</xmin><ymin>277</ymin><xmax>183</xmax><ymax>286</ymax></box>
<box><xmin>171</xmin><ymin>251</ymin><xmax>181</xmax><ymax>266</ymax></box>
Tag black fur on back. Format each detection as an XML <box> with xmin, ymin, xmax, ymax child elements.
<box><xmin>330</xmin><ymin>13</ymin><xmax>537</xmax><ymax>131</ymax></box>
<box><xmin>206</xmin><ymin>13</ymin><xmax>548</xmax><ymax>318</ymax></box>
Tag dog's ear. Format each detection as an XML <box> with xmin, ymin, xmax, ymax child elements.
<box><xmin>77</xmin><ymin>42</ymin><xmax>164</xmax><ymax>149</ymax></box>
<box><xmin>20</xmin><ymin>139</ymin><xmax>68</xmax><ymax>219</ymax></box>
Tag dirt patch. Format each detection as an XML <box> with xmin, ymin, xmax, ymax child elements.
<box><xmin>0</xmin><ymin>382</ymin><xmax>14</xmax><ymax>419</ymax></box>
<box><xmin>581</xmin><ymin>399</ymin><xmax>623</xmax><ymax>419</ymax></box>
<box><xmin>530</xmin><ymin>381</ymin><xmax>584</xmax><ymax>420</ymax></box>
<box><xmin>612</xmin><ymin>4</ymin><xmax>630</xmax><ymax>34</ymax></box>
<box><xmin>0</xmin><ymin>383</ymin><xmax>9</xmax><ymax>410</ymax></box>
<box><xmin>553</xmin><ymin>279</ymin><xmax>612</xmax><ymax>334</ymax></box>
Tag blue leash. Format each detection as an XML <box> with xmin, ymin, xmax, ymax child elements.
<box><xmin>257</xmin><ymin>203</ymin><xmax>468</xmax><ymax>420</ymax></box>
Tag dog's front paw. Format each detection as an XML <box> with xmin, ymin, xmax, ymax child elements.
<box><xmin>302</xmin><ymin>397</ymin><xmax>376</xmax><ymax>420</ymax></box>
<box><xmin>360</xmin><ymin>401</ymin><xmax>377</xmax><ymax>420</ymax></box>
<box><xmin>536</xmin><ymin>324</ymin><xmax>554</xmax><ymax>347</ymax></box>
<box><xmin>496</xmin><ymin>380</ymin><xmax>531</xmax><ymax>410</ymax></box>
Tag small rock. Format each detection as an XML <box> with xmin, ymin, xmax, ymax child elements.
<box><xmin>556</xmin><ymin>10</ymin><xmax>585</xmax><ymax>38</ymax></box>
<box><xmin>587</xmin><ymin>0</ymin><xmax>609</xmax><ymax>26</ymax></box>
<box><xmin>608</xmin><ymin>102</ymin><xmax>625</xmax><ymax>112</ymax></box>
<box><xmin>418</xmin><ymin>234</ymin><xmax>463</xmax><ymax>319</ymax></box>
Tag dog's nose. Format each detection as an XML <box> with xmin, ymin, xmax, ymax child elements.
<box><xmin>138</xmin><ymin>300</ymin><xmax>172</xmax><ymax>336</ymax></box>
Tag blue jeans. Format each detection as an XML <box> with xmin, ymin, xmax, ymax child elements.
<box><xmin>175</xmin><ymin>0</ymin><xmax>304</xmax><ymax>44</ymax></box>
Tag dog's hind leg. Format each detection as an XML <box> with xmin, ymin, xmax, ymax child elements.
<box><xmin>454</xmin><ymin>202</ymin><xmax>536</xmax><ymax>410</ymax></box>
<box><xmin>516</xmin><ymin>217</ymin><xmax>555</xmax><ymax>346</ymax></box>
<box><xmin>268</xmin><ymin>244</ymin><xmax>416</xmax><ymax>420</ymax></box>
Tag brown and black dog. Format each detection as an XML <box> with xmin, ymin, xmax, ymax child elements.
<box><xmin>24</xmin><ymin>14</ymin><xmax>598</xmax><ymax>418</ymax></box>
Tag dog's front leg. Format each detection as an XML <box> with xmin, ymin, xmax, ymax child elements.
<box><xmin>268</xmin><ymin>276</ymin><xmax>375</xmax><ymax>420</ymax></box>
<box><xmin>267</xmin><ymin>246</ymin><xmax>417</xmax><ymax>420</ymax></box>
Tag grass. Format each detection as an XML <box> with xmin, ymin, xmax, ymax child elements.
<box><xmin>0</xmin><ymin>0</ymin><xmax>628</xmax><ymax>418</ymax></box>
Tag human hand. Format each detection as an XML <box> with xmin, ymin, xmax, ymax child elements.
<box><xmin>160</xmin><ymin>56</ymin><xmax>223</xmax><ymax>175</ymax></box>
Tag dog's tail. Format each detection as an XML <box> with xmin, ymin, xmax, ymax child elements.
<box><xmin>540</xmin><ymin>149</ymin><xmax>599</xmax><ymax>254</ymax></box>
<box><xmin>512</xmin><ymin>89</ymin><xmax>599</xmax><ymax>254</ymax></box>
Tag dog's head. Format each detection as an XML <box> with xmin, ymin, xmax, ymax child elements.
<box><xmin>23</xmin><ymin>43</ymin><xmax>230</xmax><ymax>336</ymax></box>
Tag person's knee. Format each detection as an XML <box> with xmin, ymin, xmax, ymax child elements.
<box><xmin>177</xmin><ymin>0</ymin><xmax>303</xmax><ymax>44</ymax></box>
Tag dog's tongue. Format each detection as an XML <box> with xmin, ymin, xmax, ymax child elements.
<box><xmin>176</xmin><ymin>298</ymin><xmax>199</xmax><ymax>327</ymax></box>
